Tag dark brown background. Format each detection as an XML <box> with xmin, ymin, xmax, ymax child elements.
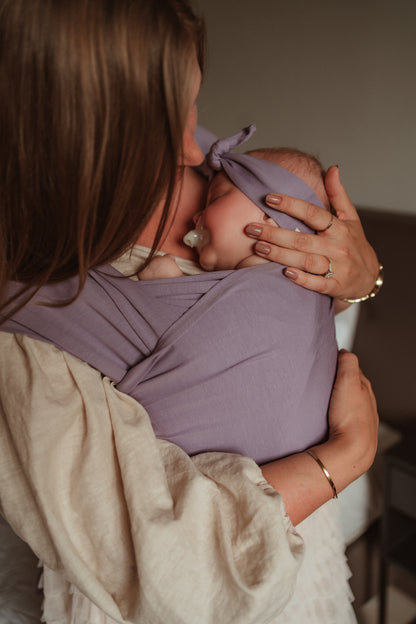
<box><xmin>354</xmin><ymin>209</ymin><xmax>416</xmax><ymax>431</ymax></box>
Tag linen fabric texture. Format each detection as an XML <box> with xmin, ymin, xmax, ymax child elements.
<box><xmin>0</xmin><ymin>328</ymin><xmax>302</xmax><ymax>624</ymax></box>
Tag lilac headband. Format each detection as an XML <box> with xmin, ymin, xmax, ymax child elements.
<box><xmin>206</xmin><ymin>124</ymin><xmax>325</xmax><ymax>233</ymax></box>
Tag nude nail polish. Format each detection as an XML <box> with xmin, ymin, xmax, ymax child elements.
<box><xmin>255</xmin><ymin>242</ymin><xmax>271</xmax><ymax>255</ymax></box>
<box><xmin>266</xmin><ymin>194</ymin><xmax>282</xmax><ymax>206</ymax></box>
<box><xmin>245</xmin><ymin>224</ymin><xmax>263</xmax><ymax>238</ymax></box>
<box><xmin>284</xmin><ymin>268</ymin><xmax>298</xmax><ymax>279</ymax></box>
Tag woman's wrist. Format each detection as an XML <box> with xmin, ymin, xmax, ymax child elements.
<box><xmin>261</xmin><ymin>434</ymin><xmax>375</xmax><ymax>527</ymax></box>
<box><xmin>261</xmin><ymin>438</ymin><xmax>355</xmax><ymax>526</ymax></box>
<box><xmin>261</xmin><ymin>452</ymin><xmax>334</xmax><ymax>526</ymax></box>
<box><xmin>306</xmin><ymin>450</ymin><xmax>338</xmax><ymax>499</ymax></box>
<box><xmin>340</xmin><ymin>263</ymin><xmax>384</xmax><ymax>304</ymax></box>
<box><xmin>311</xmin><ymin>431</ymin><xmax>375</xmax><ymax>495</ymax></box>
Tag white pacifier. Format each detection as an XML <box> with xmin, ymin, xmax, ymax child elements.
<box><xmin>183</xmin><ymin>228</ymin><xmax>210</xmax><ymax>249</ymax></box>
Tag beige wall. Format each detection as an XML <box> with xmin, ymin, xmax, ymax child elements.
<box><xmin>196</xmin><ymin>0</ymin><xmax>416</xmax><ymax>215</ymax></box>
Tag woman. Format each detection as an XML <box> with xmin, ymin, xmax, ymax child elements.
<box><xmin>0</xmin><ymin>1</ymin><xmax>378</xmax><ymax>622</ymax></box>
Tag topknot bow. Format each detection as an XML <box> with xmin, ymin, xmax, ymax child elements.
<box><xmin>207</xmin><ymin>124</ymin><xmax>257</xmax><ymax>170</ymax></box>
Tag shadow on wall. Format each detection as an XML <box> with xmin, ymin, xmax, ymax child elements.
<box><xmin>353</xmin><ymin>209</ymin><xmax>416</xmax><ymax>428</ymax></box>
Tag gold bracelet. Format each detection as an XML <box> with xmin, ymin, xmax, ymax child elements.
<box><xmin>342</xmin><ymin>263</ymin><xmax>384</xmax><ymax>304</ymax></box>
<box><xmin>307</xmin><ymin>450</ymin><xmax>338</xmax><ymax>499</ymax></box>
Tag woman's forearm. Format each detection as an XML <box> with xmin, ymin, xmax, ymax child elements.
<box><xmin>261</xmin><ymin>438</ymin><xmax>366</xmax><ymax>526</ymax></box>
<box><xmin>261</xmin><ymin>449</ymin><xmax>334</xmax><ymax>526</ymax></box>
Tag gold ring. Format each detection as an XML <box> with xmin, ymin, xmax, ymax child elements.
<box><xmin>317</xmin><ymin>212</ymin><xmax>334</xmax><ymax>233</ymax></box>
<box><xmin>324</xmin><ymin>258</ymin><xmax>334</xmax><ymax>279</ymax></box>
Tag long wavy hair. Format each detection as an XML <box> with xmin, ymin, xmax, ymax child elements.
<box><xmin>0</xmin><ymin>0</ymin><xmax>205</xmax><ymax>317</ymax></box>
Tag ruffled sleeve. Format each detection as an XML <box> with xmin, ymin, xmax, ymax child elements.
<box><xmin>0</xmin><ymin>332</ymin><xmax>303</xmax><ymax>624</ymax></box>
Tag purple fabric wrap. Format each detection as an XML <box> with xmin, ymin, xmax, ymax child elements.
<box><xmin>2</xmin><ymin>264</ymin><xmax>337</xmax><ymax>463</ymax></box>
<box><xmin>197</xmin><ymin>124</ymin><xmax>325</xmax><ymax>234</ymax></box>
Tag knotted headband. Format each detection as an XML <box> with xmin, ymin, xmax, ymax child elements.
<box><xmin>205</xmin><ymin>124</ymin><xmax>326</xmax><ymax>233</ymax></box>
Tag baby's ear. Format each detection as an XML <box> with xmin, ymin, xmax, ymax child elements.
<box><xmin>263</xmin><ymin>215</ymin><xmax>279</xmax><ymax>228</ymax></box>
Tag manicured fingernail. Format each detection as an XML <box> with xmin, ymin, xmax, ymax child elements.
<box><xmin>245</xmin><ymin>224</ymin><xmax>263</xmax><ymax>238</ymax></box>
<box><xmin>265</xmin><ymin>193</ymin><xmax>282</xmax><ymax>206</ymax></box>
<box><xmin>284</xmin><ymin>268</ymin><xmax>298</xmax><ymax>280</ymax></box>
<box><xmin>255</xmin><ymin>242</ymin><xmax>271</xmax><ymax>255</ymax></box>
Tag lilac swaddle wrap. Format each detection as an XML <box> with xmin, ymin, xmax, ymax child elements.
<box><xmin>2</xmin><ymin>126</ymin><xmax>337</xmax><ymax>464</ymax></box>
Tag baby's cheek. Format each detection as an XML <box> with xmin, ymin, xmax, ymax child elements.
<box><xmin>198</xmin><ymin>246</ymin><xmax>219</xmax><ymax>271</ymax></box>
<box><xmin>231</xmin><ymin>233</ymin><xmax>257</xmax><ymax>260</ymax></box>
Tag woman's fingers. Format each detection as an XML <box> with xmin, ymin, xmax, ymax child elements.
<box><xmin>332</xmin><ymin>350</ymin><xmax>378</xmax><ymax>426</ymax></box>
<box><xmin>280</xmin><ymin>268</ymin><xmax>338</xmax><ymax>295</ymax></box>
<box><xmin>324</xmin><ymin>166</ymin><xmax>360</xmax><ymax>222</ymax></box>
<box><xmin>328</xmin><ymin>351</ymin><xmax>379</xmax><ymax>466</ymax></box>
<box><xmin>247</xmin><ymin>167</ymin><xmax>380</xmax><ymax>301</ymax></box>
<box><xmin>245</xmin><ymin>221</ymin><xmax>345</xmax><ymax>291</ymax></box>
<box><xmin>335</xmin><ymin>349</ymin><xmax>361</xmax><ymax>382</ymax></box>
<box><xmin>296</xmin><ymin>271</ymin><xmax>342</xmax><ymax>295</ymax></box>
<box><xmin>265</xmin><ymin>193</ymin><xmax>334</xmax><ymax>232</ymax></box>
<box><xmin>247</xmin><ymin>220</ymin><xmax>339</xmax><ymax>258</ymax></box>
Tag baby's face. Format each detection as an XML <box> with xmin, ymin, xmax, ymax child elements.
<box><xmin>194</xmin><ymin>172</ymin><xmax>266</xmax><ymax>270</ymax></box>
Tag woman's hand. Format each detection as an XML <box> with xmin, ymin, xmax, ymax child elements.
<box><xmin>261</xmin><ymin>350</ymin><xmax>378</xmax><ymax>525</ymax></box>
<box><xmin>245</xmin><ymin>166</ymin><xmax>380</xmax><ymax>310</ymax></box>
<box><xmin>314</xmin><ymin>350</ymin><xmax>379</xmax><ymax>488</ymax></box>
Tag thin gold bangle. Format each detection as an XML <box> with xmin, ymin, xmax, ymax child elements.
<box><xmin>307</xmin><ymin>450</ymin><xmax>338</xmax><ymax>499</ymax></box>
<box><xmin>342</xmin><ymin>263</ymin><xmax>384</xmax><ymax>304</ymax></box>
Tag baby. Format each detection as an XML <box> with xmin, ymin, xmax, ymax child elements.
<box><xmin>187</xmin><ymin>146</ymin><xmax>329</xmax><ymax>270</ymax></box>
<box><xmin>138</xmin><ymin>129</ymin><xmax>330</xmax><ymax>279</ymax></box>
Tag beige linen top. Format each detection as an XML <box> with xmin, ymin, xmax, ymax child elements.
<box><xmin>0</xmin><ymin>247</ymin><xmax>304</xmax><ymax>624</ymax></box>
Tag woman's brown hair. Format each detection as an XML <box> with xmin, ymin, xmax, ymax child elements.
<box><xmin>0</xmin><ymin>0</ymin><xmax>205</xmax><ymax>316</ymax></box>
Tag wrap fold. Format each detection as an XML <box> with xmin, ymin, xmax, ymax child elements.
<box><xmin>3</xmin><ymin>262</ymin><xmax>336</xmax><ymax>463</ymax></box>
